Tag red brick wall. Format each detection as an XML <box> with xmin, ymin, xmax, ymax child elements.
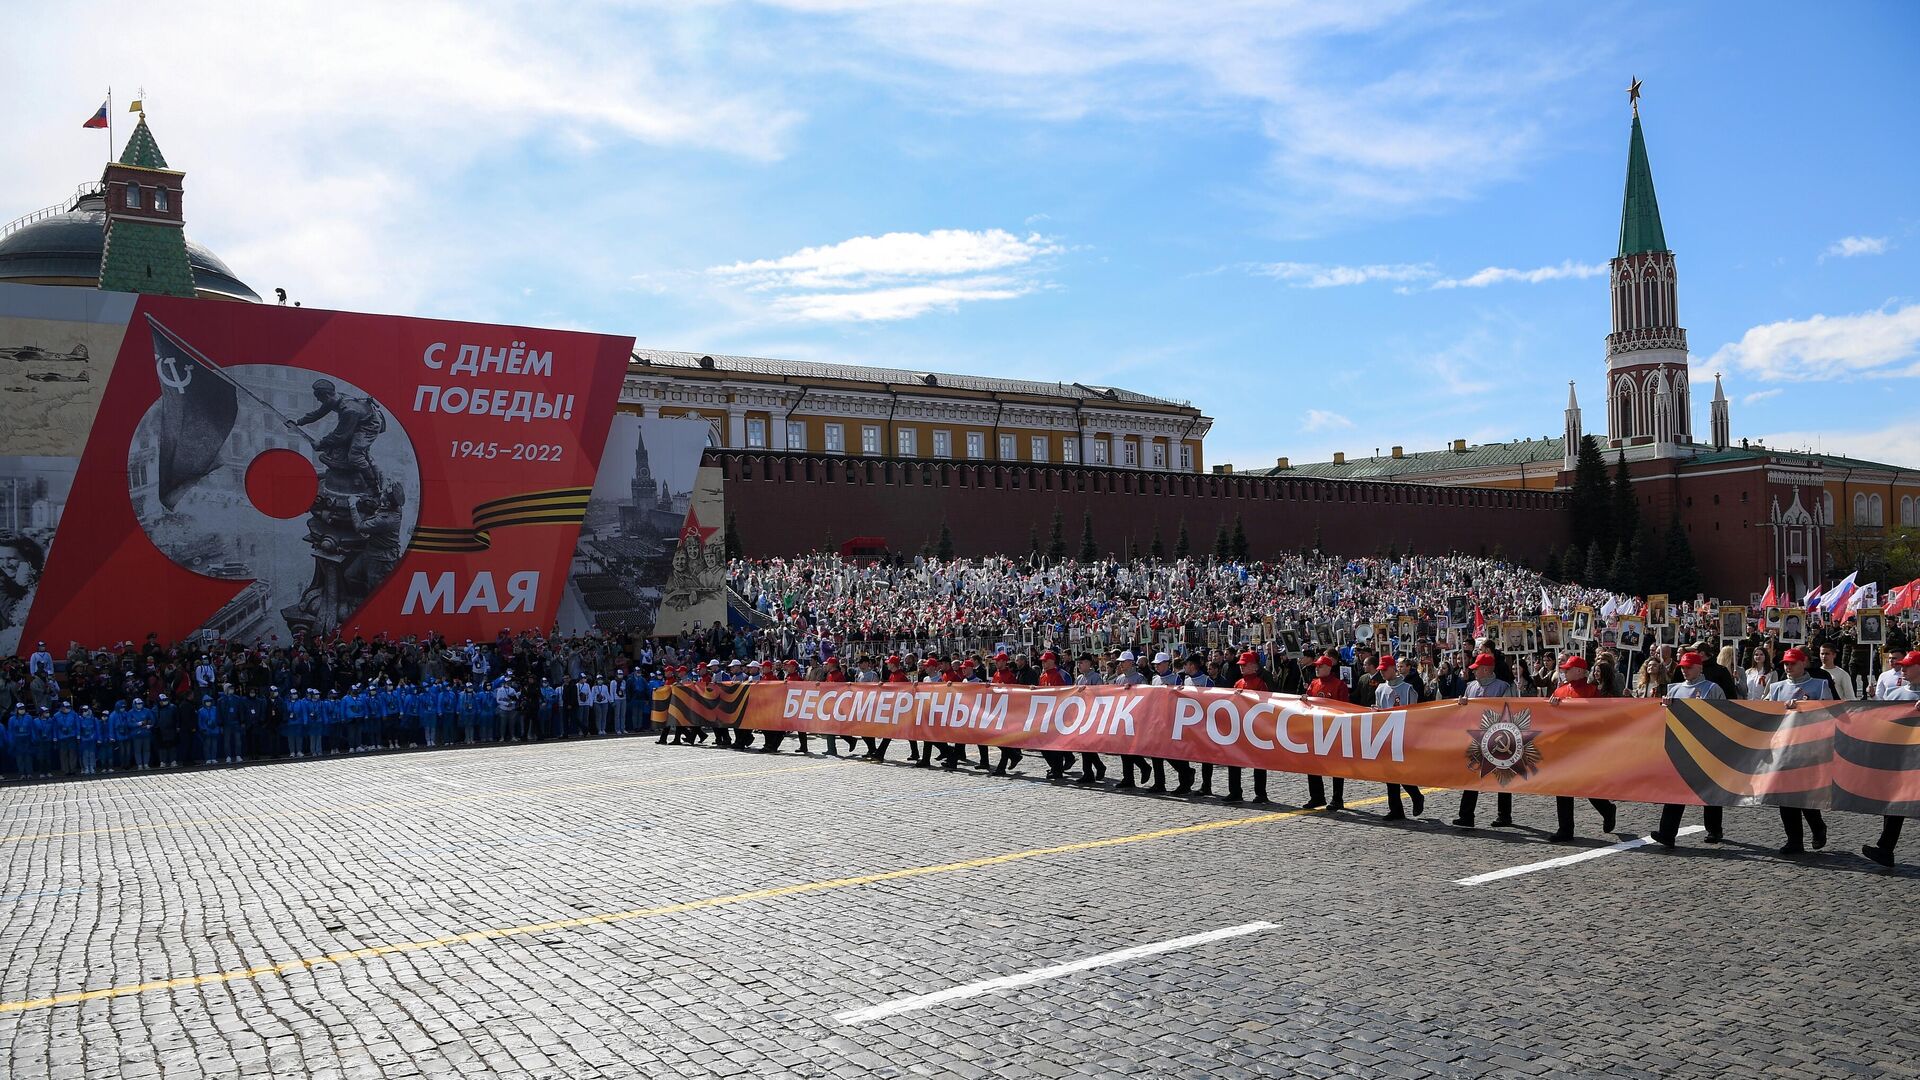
<box><xmin>713</xmin><ymin>452</ymin><xmax>1571</xmax><ymax>566</ymax></box>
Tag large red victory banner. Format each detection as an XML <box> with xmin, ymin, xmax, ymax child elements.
<box><xmin>669</xmin><ymin>683</ymin><xmax>1920</xmax><ymax>817</ymax></box>
<box><xmin>23</xmin><ymin>293</ymin><xmax>633</xmax><ymax>645</ymax></box>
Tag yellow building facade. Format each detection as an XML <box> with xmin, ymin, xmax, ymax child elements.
<box><xmin>621</xmin><ymin>349</ymin><xmax>1210</xmax><ymax>472</ymax></box>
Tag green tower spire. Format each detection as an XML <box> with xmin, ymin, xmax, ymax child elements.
<box><xmin>1617</xmin><ymin>113</ymin><xmax>1668</xmax><ymax>256</ymax></box>
<box><xmin>98</xmin><ymin>115</ymin><xmax>197</xmax><ymax>298</ymax></box>
<box><xmin>117</xmin><ymin>117</ymin><xmax>170</xmax><ymax>170</ymax></box>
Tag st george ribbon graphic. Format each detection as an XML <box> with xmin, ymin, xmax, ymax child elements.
<box><xmin>667</xmin><ymin>682</ymin><xmax>1920</xmax><ymax>817</ymax></box>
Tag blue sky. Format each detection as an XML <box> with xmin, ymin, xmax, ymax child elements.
<box><xmin>6</xmin><ymin>2</ymin><xmax>1917</xmax><ymax>468</ymax></box>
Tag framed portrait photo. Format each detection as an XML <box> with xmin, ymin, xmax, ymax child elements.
<box><xmin>1647</xmin><ymin>594</ymin><xmax>1670</xmax><ymax>628</ymax></box>
<box><xmin>1540</xmin><ymin>615</ymin><xmax>1564</xmax><ymax>650</ymax></box>
<box><xmin>1779</xmin><ymin>607</ymin><xmax>1809</xmax><ymax>644</ymax></box>
<box><xmin>1719</xmin><ymin>607</ymin><xmax>1746</xmax><ymax>642</ymax></box>
<box><xmin>1857</xmin><ymin>609</ymin><xmax>1886</xmax><ymax>646</ymax></box>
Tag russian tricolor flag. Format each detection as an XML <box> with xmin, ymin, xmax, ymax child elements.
<box><xmin>83</xmin><ymin>101</ymin><xmax>109</xmax><ymax>129</ymax></box>
<box><xmin>1819</xmin><ymin>571</ymin><xmax>1859</xmax><ymax>615</ymax></box>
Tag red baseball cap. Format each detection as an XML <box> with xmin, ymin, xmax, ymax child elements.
<box><xmin>1558</xmin><ymin>655</ymin><xmax>1588</xmax><ymax>672</ymax></box>
<box><xmin>1678</xmin><ymin>651</ymin><xmax>1708</xmax><ymax>669</ymax></box>
<box><xmin>1238</xmin><ymin>650</ymin><xmax>1259</xmax><ymax>665</ymax></box>
<box><xmin>1472</xmin><ymin>653</ymin><xmax>1497</xmax><ymax>669</ymax></box>
<box><xmin>1377</xmin><ymin>656</ymin><xmax>1397</xmax><ymax>672</ymax></box>
<box><xmin>994</xmin><ymin>652</ymin><xmax>1010</xmax><ymax>662</ymax></box>
<box><xmin>1041</xmin><ymin>650</ymin><xmax>1059</xmax><ymax>662</ymax></box>
<box><xmin>1781</xmin><ymin>647</ymin><xmax>1809</xmax><ymax>664</ymax></box>
<box><xmin>1314</xmin><ymin>655</ymin><xmax>1337</xmax><ymax>669</ymax></box>
<box><xmin>1898</xmin><ymin>651</ymin><xmax>1920</xmax><ymax>669</ymax></box>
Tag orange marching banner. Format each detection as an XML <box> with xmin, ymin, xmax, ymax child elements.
<box><xmin>667</xmin><ymin>682</ymin><xmax>1920</xmax><ymax>817</ymax></box>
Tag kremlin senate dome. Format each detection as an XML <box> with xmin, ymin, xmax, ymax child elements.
<box><xmin>0</xmin><ymin>114</ymin><xmax>260</xmax><ymax>304</ymax></box>
<box><xmin>0</xmin><ymin>184</ymin><xmax>260</xmax><ymax>302</ymax></box>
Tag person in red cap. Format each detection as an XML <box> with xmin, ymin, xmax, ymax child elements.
<box><xmin>818</xmin><ymin>656</ymin><xmax>856</xmax><ymax>757</ymax></box>
<box><xmin>1453</xmin><ymin>651</ymin><xmax>1517</xmax><ymax>829</ymax></box>
<box><xmin>1371</xmin><ymin>654</ymin><xmax>1423</xmax><ymax>821</ymax></box>
<box><xmin>1650</xmin><ymin>650</ymin><xmax>1727</xmax><ymax>848</ymax></box>
<box><xmin>1547</xmin><ymin>654</ymin><xmax>1617</xmax><ymax>843</ymax></box>
<box><xmin>1300</xmin><ymin>653</ymin><xmax>1348</xmax><ymax>810</ymax></box>
<box><xmin>1026</xmin><ymin>650</ymin><xmax>1069</xmax><ymax>779</ymax></box>
<box><xmin>1762</xmin><ymin>646</ymin><xmax>1832</xmax><ymax>854</ymax></box>
<box><xmin>1862</xmin><ymin>651</ymin><xmax>1920</xmax><ymax>866</ymax></box>
<box><xmin>1219</xmin><ymin>649</ymin><xmax>1272</xmax><ymax>804</ymax></box>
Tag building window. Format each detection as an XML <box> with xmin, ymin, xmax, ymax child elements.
<box><xmin>1869</xmin><ymin>493</ymin><xmax>1884</xmax><ymax>527</ymax></box>
<box><xmin>125</xmin><ymin>183</ymin><xmax>142</xmax><ymax>209</ymax></box>
<box><xmin>966</xmin><ymin>432</ymin><xmax>985</xmax><ymax>459</ymax></box>
<box><xmin>1903</xmin><ymin>495</ymin><xmax>1915</xmax><ymax>526</ymax></box>
<box><xmin>1150</xmin><ymin>443</ymin><xmax>1166</xmax><ymax>469</ymax></box>
<box><xmin>1122</xmin><ymin>440</ymin><xmax>1137</xmax><ymax>467</ymax></box>
<box><xmin>745</xmin><ymin>418</ymin><xmax>767</xmax><ymax>449</ymax></box>
<box><xmin>1179</xmin><ymin>445</ymin><xmax>1192</xmax><ymax>471</ymax></box>
<box><xmin>153</xmin><ymin>187</ymin><xmax>169</xmax><ymax>212</ymax></box>
<box><xmin>1061</xmin><ymin>440</ymin><xmax>1078</xmax><ymax>464</ymax></box>
<box><xmin>897</xmin><ymin>428</ymin><xmax>917</xmax><ymax>457</ymax></box>
<box><xmin>1823</xmin><ymin>492</ymin><xmax>1834</xmax><ymax>525</ymax></box>
<box><xmin>1091</xmin><ymin>439</ymin><xmax>1109</xmax><ymax>465</ymax></box>
<box><xmin>1855</xmin><ymin>493</ymin><xmax>1869</xmax><ymax>525</ymax></box>
<box><xmin>825</xmin><ymin>423</ymin><xmax>845</xmax><ymax>454</ymax></box>
<box><xmin>861</xmin><ymin>426</ymin><xmax>881</xmax><ymax>455</ymax></box>
<box><xmin>1030</xmin><ymin>436</ymin><xmax>1048</xmax><ymax>462</ymax></box>
<box><xmin>933</xmin><ymin>430</ymin><xmax>952</xmax><ymax>458</ymax></box>
<box><xmin>998</xmin><ymin>434</ymin><xmax>1016</xmax><ymax>460</ymax></box>
<box><xmin>785</xmin><ymin>420</ymin><xmax>806</xmax><ymax>451</ymax></box>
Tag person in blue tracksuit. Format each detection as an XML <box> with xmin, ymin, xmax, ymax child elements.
<box><xmin>197</xmin><ymin>697</ymin><xmax>220</xmax><ymax>765</ymax></box>
<box><xmin>105</xmin><ymin>699</ymin><xmax>132</xmax><ymax>772</ymax></box>
<box><xmin>217</xmin><ymin>686</ymin><xmax>247</xmax><ymax>764</ymax></box>
<box><xmin>3</xmin><ymin>707</ymin><xmax>17</xmax><ymax>779</ymax></box>
<box><xmin>456</xmin><ymin>682</ymin><xmax>479</xmax><ymax>745</ymax></box>
<box><xmin>478</xmin><ymin>676</ymin><xmax>499</xmax><ymax>745</ymax></box>
<box><xmin>75</xmin><ymin>706</ymin><xmax>100</xmax><ymax>776</ymax></box>
<box><xmin>30</xmin><ymin>706</ymin><xmax>55</xmax><ymax>777</ymax></box>
<box><xmin>129</xmin><ymin>697</ymin><xmax>156</xmax><ymax>770</ymax></box>
<box><xmin>533</xmin><ymin>680</ymin><xmax>555</xmax><ymax>741</ymax></box>
<box><xmin>54</xmin><ymin>699</ymin><xmax>80</xmax><ymax>776</ymax></box>
<box><xmin>303</xmin><ymin>690</ymin><xmax>326</xmax><ymax>757</ymax></box>
<box><xmin>378</xmin><ymin>681</ymin><xmax>401</xmax><ymax>749</ymax></box>
<box><xmin>437</xmin><ymin>681</ymin><xmax>460</xmax><ymax>748</ymax></box>
<box><xmin>281</xmin><ymin>687</ymin><xmax>303</xmax><ymax>757</ymax></box>
<box><xmin>396</xmin><ymin>680</ymin><xmax>420</xmax><ymax>748</ymax></box>
<box><xmin>338</xmin><ymin>684</ymin><xmax>364</xmax><ymax>753</ymax></box>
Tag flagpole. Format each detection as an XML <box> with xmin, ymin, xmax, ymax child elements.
<box><xmin>107</xmin><ymin>87</ymin><xmax>114</xmax><ymax>163</ymax></box>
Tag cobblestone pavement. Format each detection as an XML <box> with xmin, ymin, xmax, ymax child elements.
<box><xmin>2</xmin><ymin>737</ymin><xmax>1916</xmax><ymax>1079</ymax></box>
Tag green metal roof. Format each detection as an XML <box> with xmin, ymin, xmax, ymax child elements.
<box><xmin>99</xmin><ymin>221</ymin><xmax>196</xmax><ymax>298</ymax></box>
<box><xmin>117</xmin><ymin>118</ymin><xmax>170</xmax><ymax>171</ymax></box>
<box><xmin>1618</xmin><ymin>115</ymin><xmax>1667</xmax><ymax>256</ymax></box>
<box><xmin>1255</xmin><ymin>438</ymin><xmax>1567</xmax><ymax>481</ymax></box>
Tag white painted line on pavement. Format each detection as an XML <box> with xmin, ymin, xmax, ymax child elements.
<box><xmin>1455</xmin><ymin>826</ymin><xmax>1704</xmax><ymax>886</ymax></box>
<box><xmin>832</xmin><ymin>920</ymin><xmax>1277</xmax><ymax>1025</ymax></box>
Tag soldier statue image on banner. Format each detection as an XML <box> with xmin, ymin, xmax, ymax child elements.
<box><xmin>128</xmin><ymin>317</ymin><xmax>419</xmax><ymax>644</ymax></box>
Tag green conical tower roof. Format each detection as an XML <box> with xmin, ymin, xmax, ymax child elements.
<box><xmin>118</xmin><ymin>117</ymin><xmax>170</xmax><ymax>170</ymax></box>
<box><xmin>1617</xmin><ymin>114</ymin><xmax>1667</xmax><ymax>256</ymax></box>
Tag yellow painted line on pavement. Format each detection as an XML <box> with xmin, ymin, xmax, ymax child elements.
<box><xmin>0</xmin><ymin>794</ymin><xmax>1384</xmax><ymax>1014</ymax></box>
<box><xmin>0</xmin><ymin>762</ymin><xmax>838</xmax><ymax>845</ymax></box>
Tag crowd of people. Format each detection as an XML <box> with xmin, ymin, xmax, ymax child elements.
<box><xmin>5</xmin><ymin>552</ymin><xmax>1915</xmax><ymax>865</ymax></box>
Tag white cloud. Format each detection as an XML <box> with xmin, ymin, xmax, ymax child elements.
<box><xmin>1708</xmin><ymin>303</ymin><xmax>1920</xmax><ymax>382</ymax></box>
<box><xmin>1302</xmin><ymin>408</ymin><xmax>1354</xmax><ymax>431</ymax></box>
<box><xmin>709</xmin><ymin>229</ymin><xmax>1058</xmax><ymax>321</ymax></box>
<box><xmin>711</xmin><ymin>229</ymin><xmax>1057</xmax><ymax>289</ymax></box>
<box><xmin>1742</xmin><ymin>388</ymin><xmax>1783</xmax><ymax>406</ymax></box>
<box><xmin>1750</xmin><ymin>422</ymin><xmax>1920</xmax><ymax>468</ymax></box>
<box><xmin>3</xmin><ymin>2</ymin><xmax>801</xmax><ymax>314</ymax></box>
<box><xmin>1252</xmin><ymin>262</ymin><xmax>1435</xmax><ymax>288</ymax></box>
<box><xmin>1430</xmin><ymin>260</ymin><xmax>1607</xmax><ymax>289</ymax></box>
<box><xmin>1823</xmin><ymin>235</ymin><xmax>1890</xmax><ymax>260</ymax></box>
<box><xmin>762</xmin><ymin>0</ymin><xmax>1585</xmax><ymax>224</ymax></box>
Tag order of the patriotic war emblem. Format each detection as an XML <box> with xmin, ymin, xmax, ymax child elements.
<box><xmin>1465</xmin><ymin>704</ymin><xmax>1541</xmax><ymax>784</ymax></box>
